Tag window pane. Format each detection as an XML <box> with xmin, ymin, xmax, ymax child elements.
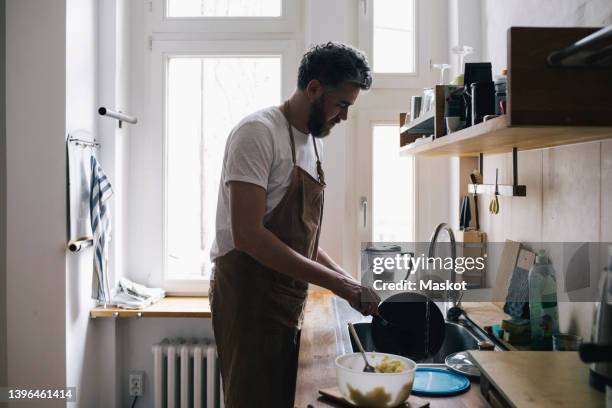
<box><xmin>166</xmin><ymin>56</ymin><xmax>281</xmax><ymax>279</ymax></box>
<box><xmin>373</xmin><ymin>0</ymin><xmax>415</xmax><ymax>73</ymax></box>
<box><xmin>167</xmin><ymin>0</ymin><xmax>282</xmax><ymax>17</ymax></box>
<box><xmin>371</xmin><ymin>125</ymin><xmax>413</xmax><ymax>242</ymax></box>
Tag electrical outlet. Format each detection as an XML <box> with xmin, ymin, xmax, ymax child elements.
<box><xmin>129</xmin><ymin>371</ymin><xmax>144</xmax><ymax>397</ymax></box>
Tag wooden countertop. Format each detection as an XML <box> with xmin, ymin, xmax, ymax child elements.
<box><xmin>295</xmin><ymin>291</ymin><xmax>339</xmax><ymax>407</ymax></box>
<box><xmin>294</xmin><ymin>291</ymin><xmax>489</xmax><ymax>408</ymax></box>
<box><xmin>470</xmin><ymin>351</ymin><xmax>605</xmax><ymax>407</ymax></box>
<box><xmin>90</xmin><ymin>296</ymin><xmax>211</xmax><ymax>318</ymax></box>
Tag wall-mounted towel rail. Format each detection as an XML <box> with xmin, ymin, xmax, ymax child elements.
<box><xmin>67</xmin><ymin>237</ymin><xmax>94</xmax><ymax>252</ymax></box>
<box><xmin>68</xmin><ymin>135</ymin><xmax>100</xmax><ymax>148</ymax></box>
<box><xmin>98</xmin><ymin>107</ymin><xmax>138</xmax><ymax>128</ymax></box>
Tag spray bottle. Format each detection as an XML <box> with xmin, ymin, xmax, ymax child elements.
<box><xmin>529</xmin><ymin>250</ymin><xmax>560</xmax><ymax>350</ymax></box>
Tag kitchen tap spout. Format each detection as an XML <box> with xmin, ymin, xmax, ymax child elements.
<box><xmin>427</xmin><ymin>223</ymin><xmax>461</xmax><ymax>319</ymax></box>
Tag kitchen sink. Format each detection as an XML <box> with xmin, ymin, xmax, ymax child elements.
<box><xmin>349</xmin><ymin>321</ymin><xmax>482</xmax><ymax>363</ymax></box>
<box><xmin>332</xmin><ymin>297</ymin><xmax>503</xmax><ymax>364</ymax></box>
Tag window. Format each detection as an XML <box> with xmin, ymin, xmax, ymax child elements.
<box><xmin>371</xmin><ymin>124</ymin><xmax>413</xmax><ymax>242</ymax></box>
<box><xmin>358</xmin><ymin>0</ymin><xmax>435</xmax><ymax>88</ymax></box>
<box><xmin>372</xmin><ymin>0</ymin><xmax>415</xmax><ymax>74</ymax></box>
<box><xmin>166</xmin><ymin>56</ymin><xmax>281</xmax><ymax>280</ymax></box>
<box><xmin>148</xmin><ymin>41</ymin><xmax>295</xmax><ymax>293</ymax></box>
<box><xmin>138</xmin><ymin>1</ymin><xmax>298</xmax><ymax>293</ymax></box>
<box><xmin>167</xmin><ymin>0</ymin><xmax>281</xmax><ymax>17</ymax></box>
<box><xmin>152</xmin><ymin>0</ymin><xmax>297</xmax><ymax>33</ymax></box>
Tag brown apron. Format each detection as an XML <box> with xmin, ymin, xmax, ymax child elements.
<box><xmin>210</xmin><ymin>102</ymin><xmax>325</xmax><ymax>408</ymax></box>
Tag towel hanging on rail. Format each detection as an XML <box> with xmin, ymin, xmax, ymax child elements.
<box><xmin>90</xmin><ymin>156</ymin><xmax>113</xmax><ymax>305</ymax></box>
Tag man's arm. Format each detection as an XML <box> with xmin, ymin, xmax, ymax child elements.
<box><xmin>316</xmin><ymin>247</ymin><xmax>354</xmax><ymax>280</ymax></box>
<box><xmin>229</xmin><ymin>181</ymin><xmax>378</xmax><ymax>315</ymax></box>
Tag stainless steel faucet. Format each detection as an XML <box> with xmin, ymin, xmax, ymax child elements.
<box><xmin>427</xmin><ymin>223</ymin><xmax>463</xmax><ymax>320</ymax></box>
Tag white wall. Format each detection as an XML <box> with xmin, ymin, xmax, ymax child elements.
<box><xmin>479</xmin><ymin>0</ymin><xmax>612</xmax><ymax>339</ymax></box>
<box><xmin>65</xmin><ymin>0</ymin><xmax>105</xmax><ymax>406</ymax></box>
<box><xmin>6</xmin><ymin>0</ymin><xmax>67</xmax><ymax>405</ymax></box>
<box><xmin>0</xmin><ymin>0</ymin><xmax>7</xmax><ymax>396</ymax></box>
<box><xmin>447</xmin><ymin>0</ymin><xmax>483</xmax><ymax>77</ymax></box>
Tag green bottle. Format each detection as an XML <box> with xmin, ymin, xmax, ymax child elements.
<box><xmin>528</xmin><ymin>250</ymin><xmax>560</xmax><ymax>350</ymax></box>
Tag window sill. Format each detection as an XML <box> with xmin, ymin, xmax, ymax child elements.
<box><xmin>89</xmin><ymin>296</ymin><xmax>211</xmax><ymax>318</ymax></box>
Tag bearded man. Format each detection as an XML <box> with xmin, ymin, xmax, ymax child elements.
<box><xmin>209</xmin><ymin>42</ymin><xmax>380</xmax><ymax>408</ymax></box>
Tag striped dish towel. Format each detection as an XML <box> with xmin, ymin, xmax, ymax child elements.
<box><xmin>90</xmin><ymin>156</ymin><xmax>113</xmax><ymax>304</ymax></box>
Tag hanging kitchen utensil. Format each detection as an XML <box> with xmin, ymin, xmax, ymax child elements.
<box><xmin>469</xmin><ymin>171</ymin><xmax>481</xmax><ymax>230</ymax></box>
<box><xmin>495</xmin><ymin>169</ymin><xmax>500</xmax><ymax>214</ymax></box>
<box><xmin>371</xmin><ymin>292</ymin><xmax>445</xmax><ymax>362</ymax></box>
<box><xmin>460</xmin><ymin>195</ymin><xmax>471</xmax><ymax>230</ymax></box>
<box><xmin>489</xmin><ymin>168</ymin><xmax>500</xmax><ymax>215</ymax></box>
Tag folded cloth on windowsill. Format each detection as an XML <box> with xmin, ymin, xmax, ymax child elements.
<box><xmin>112</xmin><ymin>277</ymin><xmax>166</xmax><ymax>309</ymax></box>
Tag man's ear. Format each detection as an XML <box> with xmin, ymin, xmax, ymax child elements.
<box><xmin>305</xmin><ymin>79</ymin><xmax>324</xmax><ymax>102</ymax></box>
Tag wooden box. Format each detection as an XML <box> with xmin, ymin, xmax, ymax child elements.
<box><xmin>508</xmin><ymin>27</ymin><xmax>612</xmax><ymax>126</ymax></box>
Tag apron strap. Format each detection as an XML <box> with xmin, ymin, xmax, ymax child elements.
<box><xmin>282</xmin><ymin>101</ymin><xmax>297</xmax><ymax>165</ymax></box>
<box><xmin>312</xmin><ymin>135</ymin><xmax>325</xmax><ymax>185</ymax></box>
<box><xmin>282</xmin><ymin>100</ymin><xmax>326</xmax><ymax>184</ymax></box>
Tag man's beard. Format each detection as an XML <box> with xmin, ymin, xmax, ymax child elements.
<box><xmin>307</xmin><ymin>95</ymin><xmax>331</xmax><ymax>138</ymax></box>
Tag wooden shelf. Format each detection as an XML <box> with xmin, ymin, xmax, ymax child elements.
<box><xmin>90</xmin><ymin>296</ymin><xmax>211</xmax><ymax>318</ymax></box>
<box><xmin>400</xmin><ymin>115</ymin><xmax>612</xmax><ymax>157</ymax></box>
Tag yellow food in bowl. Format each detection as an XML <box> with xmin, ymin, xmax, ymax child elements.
<box><xmin>336</xmin><ymin>353</ymin><xmax>417</xmax><ymax>408</ymax></box>
<box><xmin>375</xmin><ymin>356</ymin><xmax>405</xmax><ymax>373</ymax></box>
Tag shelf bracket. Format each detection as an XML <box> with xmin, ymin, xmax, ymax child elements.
<box><xmin>512</xmin><ymin>147</ymin><xmax>518</xmax><ymax>187</ymax></box>
<box><xmin>468</xmin><ymin>147</ymin><xmax>526</xmax><ymax>197</ymax></box>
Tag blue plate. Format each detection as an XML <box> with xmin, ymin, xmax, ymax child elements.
<box><xmin>412</xmin><ymin>367</ymin><xmax>471</xmax><ymax>396</ymax></box>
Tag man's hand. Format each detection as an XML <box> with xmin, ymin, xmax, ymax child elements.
<box><xmin>334</xmin><ymin>277</ymin><xmax>380</xmax><ymax>316</ymax></box>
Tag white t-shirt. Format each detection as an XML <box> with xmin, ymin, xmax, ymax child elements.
<box><xmin>210</xmin><ymin>106</ymin><xmax>323</xmax><ymax>261</ymax></box>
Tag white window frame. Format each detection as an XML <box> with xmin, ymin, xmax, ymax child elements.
<box><xmin>150</xmin><ymin>0</ymin><xmax>298</xmax><ymax>33</ymax></box>
<box><xmin>144</xmin><ymin>39</ymin><xmax>296</xmax><ymax>294</ymax></box>
<box><xmin>358</xmin><ymin>0</ymin><xmax>435</xmax><ymax>89</ymax></box>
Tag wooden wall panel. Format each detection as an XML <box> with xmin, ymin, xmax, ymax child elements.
<box><xmin>542</xmin><ymin>141</ymin><xmax>600</xmax><ymax>242</ymax></box>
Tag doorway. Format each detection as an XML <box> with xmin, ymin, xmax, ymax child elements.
<box><xmin>354</xmin><ymin>110</ymin><xmax>416</xmax><ymax>278</ymax></box>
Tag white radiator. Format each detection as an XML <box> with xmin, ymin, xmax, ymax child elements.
<box><xmin>152</xmin><ymin>339</ymin><xmax>223</xmax><ymax>408</ymax></box>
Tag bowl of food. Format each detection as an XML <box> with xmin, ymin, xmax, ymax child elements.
<box><xmin>334</xmin><ymin>352</ymin><xmax>417</xmax><ymax>408</ymax></box>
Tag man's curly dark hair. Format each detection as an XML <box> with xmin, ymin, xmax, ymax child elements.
<box><xmin>297</xmin><ymin>42</ymin><xmax>372</xmax><ymax>91</ymax></box>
